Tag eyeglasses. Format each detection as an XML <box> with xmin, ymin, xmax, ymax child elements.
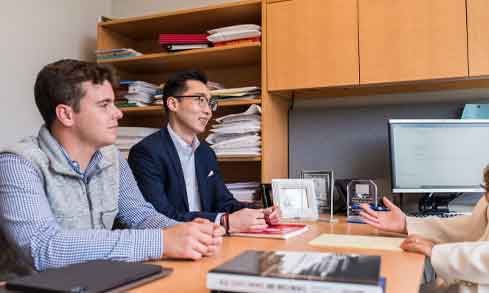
<box><xmin>173</xmin><ymin>95</ymin><xmax>218</xmax><ymax>111</ymax></box>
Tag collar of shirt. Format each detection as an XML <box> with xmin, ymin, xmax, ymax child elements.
<box><xmin>55</xmin><ymin>140</ymin><xmax>103</xmax><ymax>179</ymax></box>
<box><xmin>167</xmin><ymin>124</ymin><xmax>200</xmax><ymax>156</ymax></box>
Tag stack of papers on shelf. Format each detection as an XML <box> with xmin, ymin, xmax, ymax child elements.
<box><xmin>116</xmin><ymin>127</ymin><xmax>159</xmax><ymax>157</ymax></box>
<box><xmin>206</xmin><ymin>104</ymin><xmax>262</xmax><ymax>157</ymax></box>
<box><xmin>95</xmin><ymin>48</ymin><xmax>143</xmax><ymax>60</ymax></box>
<box><xmin>226</xmin><ymin>181</ymin><xmax>261</xmax><ymax>203</ymax></box>
<box><xmin>210</xmin><ymin>86</ymin><xmax>260</xmax><ymax>101</ymax></box>
<box><xmin>207</xmin><ymin>24</ymin><xmax>261</xmax><ymax>46</ymax></box>
<box><xmin>123</xmin><ymin>81</ymin><xmax>160</xmax><ymax>106</ymax></box>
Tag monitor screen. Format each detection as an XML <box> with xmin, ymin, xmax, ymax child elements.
<box><xmin>388</xmin><ymin>119</ymin><xmax>489</xmax><ymax>193</ymax></box>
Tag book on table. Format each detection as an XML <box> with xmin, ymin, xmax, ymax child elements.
<box><xmin>231</xmin><ymin>223</ymin><xmax>308</xmax><ymax>239</ymax></box>
<box><xmin>207</xmin><ymin>250</ymin><xmax>383</xmax><ymax>293</ymax></box>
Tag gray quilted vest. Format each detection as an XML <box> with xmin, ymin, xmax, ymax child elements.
<box><xmin>0</xmin><ymin>126</ymin><xmax>120</xmax><ymax>279</ymax></box>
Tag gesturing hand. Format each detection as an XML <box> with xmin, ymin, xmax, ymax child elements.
<box><xmin>359</xmin><ymin>197</ymin><xmax>407</xmax><ymax>234</ymax></box>
<box><xmin>401</xmin><ymin>235</ymin><xmax>435</xmax><ymax>257</ymax></box>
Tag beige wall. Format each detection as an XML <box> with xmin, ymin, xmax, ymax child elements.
<box><xmin>111</xmin><ymin>0</ymin><xmax>231</xmax><ymax>17</ymax></box>
<box><xmin>0</xmin><ymin>0</ymin><xmax>111</xmax><ymax>147</ymax></box>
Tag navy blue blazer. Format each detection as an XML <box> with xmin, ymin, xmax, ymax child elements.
<box><xmin>128</xmin><ymin>127</ymin><xmax>248</xmax><ymax>222</ymax></box>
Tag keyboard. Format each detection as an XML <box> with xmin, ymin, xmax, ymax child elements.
<box><xmin>409</xmin><ymin>211</ymin><xmax>470</xmax><ymax>218</ymax></box>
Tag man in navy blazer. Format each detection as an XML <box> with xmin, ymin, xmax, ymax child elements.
<box><xmin>128</xmin><ymin>70</ymin><xmax>279</xmax><ymax>232</ymax></box>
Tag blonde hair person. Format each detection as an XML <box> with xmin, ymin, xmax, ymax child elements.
<box><xmin>360</xmin><ymin>166</ymin><xmax>489</xmax><ymax>292</ymax></box>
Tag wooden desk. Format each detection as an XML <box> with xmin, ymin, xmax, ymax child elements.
<box><xmin>132</xmin><ymin>218</ymin><xmax>425</xmax><ymax>292</ymax></box>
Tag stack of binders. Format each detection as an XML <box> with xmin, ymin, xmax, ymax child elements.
<box><xmin>159</xmin><ymin>34</ymin><xmax>210</xmax><ymax>52</ymax></box>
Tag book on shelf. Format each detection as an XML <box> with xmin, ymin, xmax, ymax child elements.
<box><xmin>207</xmin><ymin>250</ymin><xmax>383</xmax><ymax>293</ymax></box>
<box><xmin>166</xmin><ymin>43</ymin><xmax>211</xmax><ymax>51</ymax></box>
<box><xmin>159</xmin><ymin>34</ymin><xmax>209</xmax><ymax>44</ymax></box>
<box><xmin>95</xmin><ymin>48</ymin><xmax>143</xmax><ymax>60</ymax></box>
<box><xmin>213</xmin><ymin>37</ymin><xmax>261</xmax><ymax>47</ymax></box>
<box><xmin>231</xmin><ymin>223</ymin><xmax>308</xmax><ymax>239</ymax></box>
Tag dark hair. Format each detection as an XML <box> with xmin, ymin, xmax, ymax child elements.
<box><xmin>162</xmin><ymin>69</ymin><xmax>208</xmax><ymax>113</ymax></box>
<box><xmin>484</xmin><ymin>166</ymin><xmax>489</xmax><ymax>191</ymax></box>
<box><xmin>34</xmin><ymin>59</ymin><xmax>118</xmax><ymax>129</ymax></box>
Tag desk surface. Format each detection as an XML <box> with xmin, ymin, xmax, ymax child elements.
<box><xmin>133</xmin><ymin>218</ymin><xmax>425</xmax><ymax>292</ymax></box>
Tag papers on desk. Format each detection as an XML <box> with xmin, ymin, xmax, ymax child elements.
<box><xmin>309</xmin><ymin>233</ymin><xmax>406</xmax><ymax>251</ymax></box>
<box><xmin>206</xmin><ymin>105</ymin><xmax>261</xmax><ymax>157</ymax></box>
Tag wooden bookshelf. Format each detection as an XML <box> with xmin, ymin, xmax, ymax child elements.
<box><xmin>118</xmin><ymin>98</ymin><xmax>262</xmax><ymax>115</ymax></box>
<box><xmin>98</xmin><ymin>0</ymin><xmax>289</xmax><ymax>183</ymax></box>
<box><xmin>218</xmin><ymin>155</ymin><xmax>262</xmax><ymax>162</ymax></box>
<box><xmin>218</xmin><ymin>98</ymin><xmax>261</xmax><ymax>107</ymax></box>
<box><xmin>99</xmin><ymin>43</ymin><xmax>261</xmax><ymax>74</ymax></box>
<box><xmin>98</xmin><ymin>0</ymin><xmax>261</xmax><ymax>40</ymax></box>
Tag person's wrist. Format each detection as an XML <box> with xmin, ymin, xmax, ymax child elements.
<box><xmin>161</xmin><ymin>229</ymin><xmax>167</xmax><ymax>258</ymax></box>
<box><xmin>227</xmin><ymin>212</ymin><xmax>237</xmax><ymax>233</ymax></box>
<box><xmin>401</xmin><ymin>214</ymin><xmax>408</xmax><ymax>234</ymax></box>
<box><xmin>221</xmin><ymin>213</ymin><xmax>231</xmax><ymax>235</ymax></box>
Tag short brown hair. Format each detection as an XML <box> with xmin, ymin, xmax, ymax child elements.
<box><xmin>34</xmin><ymin>59</ymin><xmax>118</xmax><ymax>129</ymax></box>
<box><xmin>484</xmin><ymin>166</ymin><xmax>489</xmax><ymax>191</ymax></box>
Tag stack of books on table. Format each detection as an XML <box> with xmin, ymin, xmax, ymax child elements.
<box><xmin>159</xmin><ymin>34</ymin><xmax>210</xmax><ymax>52</ymax></box>
<box><xmin>207</xmin><ymin>24</ymin><xmax>261</xmax><ymax>47</ymax></box>
<box><xmin>226</xmin><ymin>181</ymin><xmax>261</xmax><ymax>205</ymax></box>
<box><xmin>95</xmin><ymin>48</ymin><xmax>143</xmax><ymax>60</ymax></box>
<box><xmin>207</xmin><ymin>250</ymin><xmax>384</xmax><ymax>293</ymax></box>
<box><xmin>210</xmin><ymin>86</ymin><xmax>260</xmax><ymax>101</ymax></box>
<box><xmin>206</xmin><ymin>104</ymin><xmax>261</xmax><ymax>157</ymax></box>
<box><xmin>116</xmin><ymin>127</ymin><xmax>159</xmax><ymax>158</ymax></box>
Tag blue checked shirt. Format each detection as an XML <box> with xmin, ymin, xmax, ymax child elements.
<box><xmin>0</xmin><ymin>148</ymin><xmax>179</xmax><ymax>271</ymax></box>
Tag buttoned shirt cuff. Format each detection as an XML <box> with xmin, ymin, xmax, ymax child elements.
<box><xmin>133</xmin><ymin>229</ymin><xmax>164</xmax><ymax>260</ymax></box>
<box><xmin>215</xmin><ymin>213</ymin><xmax>225</xmax><ymax>225</ymax></box>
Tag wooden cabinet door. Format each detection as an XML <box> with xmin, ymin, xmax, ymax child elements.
<box><xmin>266</xmin><ymin>0</ymin><xmax>359</xmax><ymax>91</ymax></box>
<box><xmin>359</xmin><ymin>0</ymin><xmax>468</xmax><ymax>84</ymax></box>
<box><xmin>467</xmin><ymin>0</ymin><xmax>489</xmax><ymax>77</ymax></box>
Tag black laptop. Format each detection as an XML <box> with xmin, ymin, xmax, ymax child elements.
<box><xmin>5</xmin><ymin>260</ymin><xmax>172</xmax><ymax>292</ymax></box>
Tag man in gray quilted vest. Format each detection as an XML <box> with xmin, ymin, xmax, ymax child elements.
<box><xmin>0</xmin><ymin>59</ymin><xmax>224</xmax><ymax>280</ymax></box>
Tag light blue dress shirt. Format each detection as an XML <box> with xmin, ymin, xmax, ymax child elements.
<box><xmin>167</xmin><ymin>124</ymin><xmax>223</xmax><ymax>223</ymax></box>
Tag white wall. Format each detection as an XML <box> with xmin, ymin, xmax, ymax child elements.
<box><xmin>111</xmin><ymin>0</ymin><xmax>232</xmax><ymax>17</ymax></box>
<box><xmin>0</xmin><ymin>0</ymin><xmax>111</xmax><ymax>147</ymax></box>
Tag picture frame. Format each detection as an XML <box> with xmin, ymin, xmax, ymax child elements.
<box><xmin>300</xmin><ymin>170</ymin><xmax>336</xmax><ymax>222</ymax></box>
<box><xmin>271</xmin><ymin>179</ymin><xmax>318</xmax><ymax>220</ymax></box>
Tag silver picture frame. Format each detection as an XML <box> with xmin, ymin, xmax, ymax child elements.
<box><xmin>271</xmin><ymin>179</ymin><xmax>318</xmax><ymax>220</ymax></box>
<box><xmin>300</xmin><ymin>170</ymin><xmax>336</xmax><ymax>222</ymax></box>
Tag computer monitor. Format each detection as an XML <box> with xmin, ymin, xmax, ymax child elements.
<box><xmin>388</xmin><ymin>119</ymin><xmax>489</xmax><ymax>193</ymax></box>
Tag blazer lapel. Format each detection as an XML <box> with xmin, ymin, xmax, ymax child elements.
<box><xmin>195</xmin><ymin>147</ymin><xmax>210</xmax><ymax>211</ymax></box>
<box><xmin>160</xmin><ymin>128</ymin><xmax>190</xmax><ymax>211</ymax></box>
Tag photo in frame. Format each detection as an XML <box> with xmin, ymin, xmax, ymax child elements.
<box><xmin>271</xmin><ymin>179</ymin><xmax>318</xmax><ymax>220</ymax></box>
<box><xmin>300</xmin><ymin>170</ymin><xmax>336</xmax><ymax>222</ymax></box>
